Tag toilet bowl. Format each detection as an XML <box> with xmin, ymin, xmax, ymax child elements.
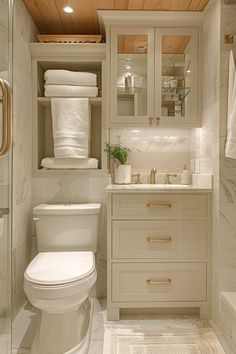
<box><xmin>24</xmin><ymin>203</ymin><xmax>101</xmax><ymax>354</ymax></box>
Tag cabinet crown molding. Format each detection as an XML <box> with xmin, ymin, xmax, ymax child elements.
<box><xmin>98</xmin><ymin>10</ymin><xmax>204</xmax><ymax>34</ymax></box>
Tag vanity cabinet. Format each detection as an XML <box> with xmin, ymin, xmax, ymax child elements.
<box><xmin>110</xmin><ymin>26</ymin><xmax>201</xmax><ymax>127</ymax></box>
<box><xmin>107</xmin><ymin>189</ymin><xmax>212</xmax><ymax>320</ymax></box>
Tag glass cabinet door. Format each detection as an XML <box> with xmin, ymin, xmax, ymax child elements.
<box><xmin>155</xmin><ymin>28</ymin><xmax>199</xmax><ymax>126</ymax></box>
<box><xmin>110</xmin><ymin>27</ymin><xmax>154</xmax><ymax>125</ymax></box>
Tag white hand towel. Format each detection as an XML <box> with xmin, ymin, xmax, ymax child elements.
<box><xmin>41</xmin><ymin>157</ymin><xmax>98</xmax><ymax>169</ymax></box>
<box><xmin>44</xmin><ymin>70</ymin><xmax>97</xmax><ymax>86</ymax></box>
<box><xmin>45</xmin><ymin>85</ymin><xmax>98</xmax><ymax>97</ymax></box>
<box><xmin>51</xmin><ymin>98</ymin><xmax>91</xmax><ymax>158</ymax></box>
<box><xmin>225</xmin><ymin>50</ymin><xmax>236</xmax><ymax>158</ymax></box>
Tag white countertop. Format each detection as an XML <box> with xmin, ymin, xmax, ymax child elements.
<box><xmin>106</xmin><ymin>184</ymin><xmax>213</xmax><ymax>193</ymax></box>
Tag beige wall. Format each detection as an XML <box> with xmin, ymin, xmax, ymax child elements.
<box><xmin>12</xmin><ymin>0</ymin><xmax>38</xmax><ymax>317</ymax></box>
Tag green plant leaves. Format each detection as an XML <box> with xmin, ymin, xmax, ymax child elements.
<box><xmin>104</xmin><ymin>140</ymin><xmax>131</xmax><ymax>165</ymax></box>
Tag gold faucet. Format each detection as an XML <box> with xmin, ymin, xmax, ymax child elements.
<box><xmin>131</xmin><ymin>173</ymin><xmax>142</xmax><ymax>184</ymax></box>
<box><xmin>165</xmin><ymin>173</ymin><xmax>178</xmax><ymax>184</ymax></box>
<box><xmin>149</xmin><ymin>168</ymin><xmax>157</xmax><ymax>184</ymax></box>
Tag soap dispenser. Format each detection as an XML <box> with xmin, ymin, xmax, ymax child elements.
<box><xmin>181</xmin><ymin>164</ymin><xmax>191</xmax><ymax>185</ymax></box>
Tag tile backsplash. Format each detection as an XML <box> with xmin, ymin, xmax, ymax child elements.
<box><xmin>110</xmin><ymin>128</ymin><xmax>191</xmax><ymax>173</ymax></box>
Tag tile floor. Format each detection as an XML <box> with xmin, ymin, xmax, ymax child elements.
<box><xmin>0</xmin><ymin>317</ymin><xmax>11</xmax><ymax>354</ymax></box>
<box><xmin>12</xmin><ymin>299</ymin><xmax>232</xmax><ymax>354</ymax></box>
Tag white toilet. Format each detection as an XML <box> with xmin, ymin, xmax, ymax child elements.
<box><xmin>24</xmin><ymin>203</ymin><xmax>101</xmax><ymax>354</ymax></box>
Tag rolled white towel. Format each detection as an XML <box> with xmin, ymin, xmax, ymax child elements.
<box><xmin>41</xmin><ymin>157</ymin><xmax>98</xmax><ymax>169</ymax></box>
<box><xmin>45</xmin><ymin>85</ymin><xmax>98</xmax><ymax>97</ymax></box>
<box><xmin>44</xmin><ymin>70</ymin><xmax>97</xmax><ymax>86</ymax></box>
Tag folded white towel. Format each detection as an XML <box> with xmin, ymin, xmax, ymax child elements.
<box><xmin>225</xmin><ymin>50</ymin><xmax>236</xmax><ymax>158</ymax></box>
<box><xmin>45</xmin><ymin>85</ymin><xmax>98</xmax><ymax>97</ymax></box>
<box><xmin>41</xmin><ymin>157</ymin><xmax>98</xmax><ymax>169</ymax></box>
<box><xmin>51</xmin><ymin>98</ymin><xmax>91</xmax><ymax>158</ymax></box>
<box><xmin>44</xmin><ymin>70</ymin><xmax>97</xmax><ymax>86</ymax></box>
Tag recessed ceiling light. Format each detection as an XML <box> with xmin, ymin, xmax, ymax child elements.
<box><xmin>63</xmin><ymin>6</ymin><xmax>74</xmax><ymax>13</ymax></box>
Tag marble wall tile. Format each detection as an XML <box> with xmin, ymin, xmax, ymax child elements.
<box><xmin>12</xmin><ymin>0</ymin><xmax>38</xmax><ymax>317</ymax></box>
<box><xmin>110</xmin><ymin>128</ymin><xmax>191</xmax><ymax>172</ymax></box>
<box><xmin>0</xmin><ymin>0</ymin><xmax>8</xmax><ymax>72</ymax></box>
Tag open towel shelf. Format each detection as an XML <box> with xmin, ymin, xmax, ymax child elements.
<box><xmin>31</xmin><ymin>43</ymin><xmax>107</xmax><ymax>176</ymax></box>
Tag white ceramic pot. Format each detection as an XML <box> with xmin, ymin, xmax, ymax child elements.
<box><xmin>115</xmin><ymin>165</ymin><xmax>131</xmax><ymax>184</ymax></box>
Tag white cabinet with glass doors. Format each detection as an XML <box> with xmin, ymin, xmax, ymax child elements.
<box><xmin>110</xmin><ymin>26</ymin><xmax>200</xmax><ymax>127</ymax></box>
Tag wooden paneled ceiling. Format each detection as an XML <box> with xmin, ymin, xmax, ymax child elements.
<box><xmin>23</xmin><ymin>0</ymin><xmax>209</xmax><ymax>35</ymax></box>
<box><xmin>118</xmin><ymin>35</ymin><xmax>191</xmax><ymax>54</ymax></box>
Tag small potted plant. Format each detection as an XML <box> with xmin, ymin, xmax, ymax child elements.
<box><xmin>104</xmin><ymin>138</ymin><xmax>131</xmax><ymax>184</ymax></box>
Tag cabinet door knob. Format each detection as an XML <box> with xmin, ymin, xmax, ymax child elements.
<box><xmin>156</xmin><ymin>117</ymin><xmax>160</xmax><ymax>126</ymax></box>
<box><xmin>149</xmin><ymin>117</ymin><xmax>154</xmax><ymax>126</ymax></box>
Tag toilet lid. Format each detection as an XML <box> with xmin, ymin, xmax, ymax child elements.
<box><xmin>24</xmin><ymin>252</ymin><xmax>95</xmax><ymax>285</ymax></box>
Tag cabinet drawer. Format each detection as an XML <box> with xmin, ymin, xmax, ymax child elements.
<box><xmin>112</xmin><ymin>194</ymin><xmax>207</xmax><ymax>219</ymax></box>
<box><xmin>112</xmin><ymin>220</ymin><xmax>207</xmax><ymax>260</ymax></box>
<box><xmin>112</xmin><ymin>263</ymin><xmax>206</xmax><ymax>302</ymax></box>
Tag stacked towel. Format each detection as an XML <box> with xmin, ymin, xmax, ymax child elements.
<box><xmin>44</xmin><ymin>70</ymin><xmax>98</xmax><ymax>97</ymax></box>
<box><xmin>51</xmin><ymin>98</ymin><xmax>91</xmax><ymax>158</ymax></box>
<box><xmin>41</xmin><ymin>157</ymin><xmax>98</xmax><ymax>169</ymax></box>
<box><xmin>45</xmin><ymin>85</ymin><xmax>98</xmax><ymax>97</ymax></box>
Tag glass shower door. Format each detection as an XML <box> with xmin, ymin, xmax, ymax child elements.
<box><xmin>0</xmin><ymin>0</ymin><xmax>12</xmax><ymax>353</ymax></box>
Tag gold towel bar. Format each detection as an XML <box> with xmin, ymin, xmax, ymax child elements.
<box><xmin>0</xmin><ymin>79</ymin><xmax>12</xmax><ymax>156</ymax></box>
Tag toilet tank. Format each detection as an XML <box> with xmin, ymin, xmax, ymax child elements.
<box><xmin>33</xmin><ymin>203</ymin><xmax>101</xmax><ymax>252</ymax></box>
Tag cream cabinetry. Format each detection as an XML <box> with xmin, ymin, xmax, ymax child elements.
<box><xmin>109</xmin><ymin>26</ymin><xmax>200</xmax><ymax>127</ymax></box>
<box><xmin>107</xmin><ymin>189</ymin><xmax>212</xmax><ymax>321</ymax></box>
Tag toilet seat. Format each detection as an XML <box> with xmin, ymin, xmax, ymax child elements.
<box><xmin>24</xmin><ymin>251</ymin><xmax>95</xmax><ymax>286</ymax></box>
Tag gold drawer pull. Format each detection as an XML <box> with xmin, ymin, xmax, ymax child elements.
<box><xmin>147</xmin><ymin>203</ymin><xmax>172</xmax><ymax>209</ymax></box>
<box><xmin>146</xmin><ymin>237</ymin><xmax>172</xmax><ymax>243</ymax></box>
<box><xmin>146</xmin><ymin>279</ymin><xmax>172</xmax><ymax>285</ymax></box>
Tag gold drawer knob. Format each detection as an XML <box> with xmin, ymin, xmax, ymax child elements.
<box><xmin>147</xmin><ymin>203</ymin><xmax>172</xmax><ymax>208</ymax></box>
<box><xmin>146</xmin><ymin>237</ymin><xmax>172</xmax><ymax>243</ymax></box>
<box><xmin>146</xmin><ymin>279</ymin><xmax>172</xmax><ymax>285</ymax></box>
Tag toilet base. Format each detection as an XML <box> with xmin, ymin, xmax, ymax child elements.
<box><xmin>31</xmin><ymin>297</ymin><xmax>94</xmax><ymax>354</ymax></box>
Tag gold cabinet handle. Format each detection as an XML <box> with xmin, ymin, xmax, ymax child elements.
<box><xmin>146</xmin><ymin>237</ymin><xmax>172</xmax><ymax>243</ymax></box>
<box><xmin>147</xmin><ymin>203</ymin><xmax>172</xmax><ymax>208</ymax></box>
<box><xmin>0</xmin><ymin>79</ymin><xmax>12</xmax><ymax>157</ymax></box>
<box><xmin>146</xmin><ymin>279</ymin><xmax>172</xmax><ymax>285</ymax></box>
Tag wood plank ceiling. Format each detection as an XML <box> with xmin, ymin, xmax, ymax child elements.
<box><xmin>23</xmin><ymin>0</ymin><xmax>209</xmax><ymax>35</ymax></box>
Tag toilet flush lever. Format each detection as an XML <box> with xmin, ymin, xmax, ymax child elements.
<box><xmin>33</xmin><ymin>217</ymin><xmax>39</xmax><ymax>222</ymax></box>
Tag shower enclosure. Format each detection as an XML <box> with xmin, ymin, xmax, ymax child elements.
<box><xmin>0</xmin><ymin>0</ymin><xmax>12</xmax><ymax>353</ymax></box>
